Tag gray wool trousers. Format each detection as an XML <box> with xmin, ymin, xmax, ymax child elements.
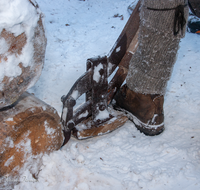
<box><xmin>126</xmin><ymin>0</ymin><xmax>189</xmax><ymax>95</ymax></box>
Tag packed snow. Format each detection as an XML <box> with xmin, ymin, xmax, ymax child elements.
<box><xmin>2</xmin><ymin>0</ymin><xmax>198</xmax><ymax>189</ymax></box>
<box><xmin>0</xmin><ymin>0</ymin><xmax>41</xmax><ymax>86</ymax></box>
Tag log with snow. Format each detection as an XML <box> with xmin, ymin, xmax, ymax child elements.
<box><xmin>0</xmin><ymin>92</ymin><xmax>63</xmax><ymax>188</ymax></box>
<box><xmin>0</xmin><ymin>0</ymin><xmax>47</xmax><ymax>109</ymax></box>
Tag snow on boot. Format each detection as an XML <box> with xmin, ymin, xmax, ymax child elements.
<box><xmin>114</xmin><ymin>84</ymin><xmax>164</xmax><ymax>136</ymax></box>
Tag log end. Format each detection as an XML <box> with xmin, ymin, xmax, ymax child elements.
<box><xmin>0</xmin><ymin>92</ymin><xmax>63</xmax><ymax>187</ymax></box>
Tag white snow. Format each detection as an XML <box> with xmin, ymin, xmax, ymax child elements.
<box><xmin>0</xmin><ymin>0</ymin><xmax>41</xmax><ymax>86</ymax></box>
<box><xmin>107</xmin><ymin>62</ymin><xmax>115</xmax><ymax>76</ymax></box>
<box><xmin>3</xmin><ymin>53</ymin><xmax>22</xmax><ymax>79</ymax></box>
<box><xmin>2</xmin><ymin>0</ymin><xmax>198</xmax><ymax>189</ymax></box>
<box><xmin>62</xmin><ymin>107</ymin><xmax>68</xmax><ymax>122</ymax></box>
<box><xmin>5</xmin><ymin>136</ymin><xmax>14</xmax><ymax>148</ymax></box>
<box><xmin>6</xmin><ymin>117</ymin><xmax>13</xmax><ymax>121</ymax></box>
<box><xmin>44</xmin><ymin>120</ymin><xmax>55</xmax><ymax>135</ymax></box>
<box><xmin>116</xmin><ymin>46</ymin><xmax>121</xmax><ymax>53</ymax></box>
<box><xmin>0</xmin><ymin>0</ymin><xmax>39</xmax><ymax>36</ymax></box>
<box><xmin>78</xmin><ymin>110</ymin><xmax>89</xmax><ymax>119</ymax></box>
<box><xmin>93</xmin><ymin>63</ymin><xmax>103</xmax><ymax>83</ymax></box>
<box><xmin>42</xmin><ymin>105</ymin><xmax>46</xmax><ymax>111</ymax></box>
<box><xmin>0</xmin><ymin>38</ymin><xmax>9</xmax><ymax>54</ymax></box>
<box><xmin>75</xmin><ymin>123</ymin><xmax>88</xmax><ymax>132</ymax></box>
<box><xmin>4</xmin><ymin>155</ymin><xmax>14</xmax><ymax>167</ymax></box>
<box><xmin>16</xmin><ymin>132</ymin><xmax>32</xmax><ymax>154</ymax></box>
<box><xmin>95</xmin><ymin>109</ymin><xmax>110</xmax><ymax>121</ymax></box>
<box><xmin>71</xmin><ymin>90</ymin><xmax>79</xmax><ymax>100</ymax></box>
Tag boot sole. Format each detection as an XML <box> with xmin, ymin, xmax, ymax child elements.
<box><xmin>113</xmin><ymin>105</ymin><xmax>164</xmax><ymax>136</ymax></box>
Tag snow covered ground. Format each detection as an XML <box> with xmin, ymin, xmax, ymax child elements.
<box><xmin>15</xmin><ymin>0</ymin><xmax>200</xmax><ymax>189</ymax></box>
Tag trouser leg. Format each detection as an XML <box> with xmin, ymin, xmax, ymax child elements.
<box><xmin>126</xmin><ymin>0</ymin><xmax>189</xmax><ymax>95</ymax></box>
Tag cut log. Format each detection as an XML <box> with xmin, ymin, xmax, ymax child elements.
<box><xmin>0</xmin><ymin>92</ymin><xmax>63</xmax><ymax>188</ymax></box>
<box><xmin>0</xmin><ymin>0</ymin><xmax>47</xmax><ymax>109</ymax></box>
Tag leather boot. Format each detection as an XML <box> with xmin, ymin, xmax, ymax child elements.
<box><xmin>114</xmin><ymin>84</ymin><xmax>164</xmax><ymax>136</ymax></box>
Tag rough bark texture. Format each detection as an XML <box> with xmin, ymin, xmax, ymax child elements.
<box><xmin>0</xmin><ymin>1</ymin><xmax>47</xmax><ymax>109</ymax></box>
<box><xmin>0</xmin><ymin>92</ymin><xmax>63</xmax><ymax>188</ymax></box>
<box><xmin>127</xmin><ymin>0</ymin><xmax>189</xmax><ymax>95</ymax></box>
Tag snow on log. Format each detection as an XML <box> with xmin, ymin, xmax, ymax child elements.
<box><xmin>0</xmin><ymin>0</ymin><xmax>47</xmax><ymax>109</ymax></box>
<box><xmin>0</xmin><ymin>92</ymin><xmax>63</xmax><ymax>188</ymax></box>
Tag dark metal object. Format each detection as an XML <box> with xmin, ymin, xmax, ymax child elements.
<box><xmin>87</xmin><ymin>57</ymin><xmax>113</xmax><ymax>126</ymax></box>
<box><xmin>188</xmin><ymin>20</ymin><xmax>200</xmax><ymax>33</ymax></box>
<box><xmin>188</xmin><ymin>0</ymin><xmax>200</xmax><ymax>18</ymax></box>
<box><xmin>61</xmin><ymin>0</ymin><xmax>140</xmax><ymax>146</ymax></box>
